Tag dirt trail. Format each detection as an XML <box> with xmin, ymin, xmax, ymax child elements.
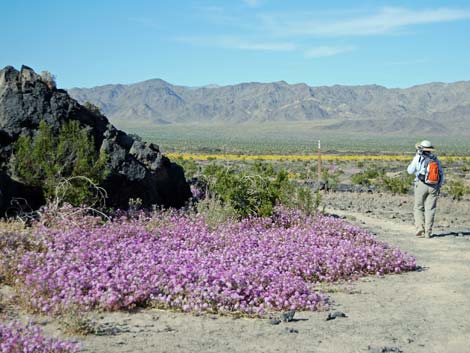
<box><xmin>3</xmin><ymin>196</ymin><xmax>470</xmax><ymax>353</ymax></box>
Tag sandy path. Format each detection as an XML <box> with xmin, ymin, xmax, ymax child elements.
<box><xmin>26</xmin><ymin>207</ymin><xmax>466</xmax><ymax>353</ymax></box>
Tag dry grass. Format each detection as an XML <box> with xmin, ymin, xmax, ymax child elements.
<box><xmin>0</xmin><ymin>220</ymin><xmax>43</xmax><ymax>285</ymax></box>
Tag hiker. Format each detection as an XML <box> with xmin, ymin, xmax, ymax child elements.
<box><xmin>407</xmin><ymin>140</ymin><xmax>444</xmax><ymax>238</ymax></box>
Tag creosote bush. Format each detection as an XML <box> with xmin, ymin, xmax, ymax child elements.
<box><xmin>351</xmin><ymin>167</ymin><xmax>383</xmax><ymax>186</ymax></box>
<box><xmin>202</xmin><ymin>162</ymin><xmax>293</xmax><ymax>218</ymax></box>
<box><xmin>445</xmin><ymin>179</ymin><xmax>466</xmax><ymax>201</ymax></box>
<box><xmin>193</xmin><ymin>159</ymin><xmax>328</xmax><ymax>221</ymax></box>
<box><xmin>13</xmin><ymin>120</ymin><xmax>108</xmax><ymax>206</ymax></box>
<box><xmin>379</xmin><ymin>173</ymin><xmax>415</xmax><ymax>194</ymax></box>
<box><xmin>321</xmin><ymin>165</ymin><xmax>343</xmax><ymax>190</ymax></box>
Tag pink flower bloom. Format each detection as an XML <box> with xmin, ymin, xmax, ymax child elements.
<box><xmin>0</xmin><ymin>321</ymin><xmax>79</xmax><ymax>353</ymax></box>
<box><xmin>12</xmin><ymin>206</ymin><xmax>416</xmax><ymax>317</ymax></box>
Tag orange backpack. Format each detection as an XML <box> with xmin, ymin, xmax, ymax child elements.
<box><xmin>419</xmin><ymin>155</ymin><xmax>440</xmax><ymax>185</ymax></box>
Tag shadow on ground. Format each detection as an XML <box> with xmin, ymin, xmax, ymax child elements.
<box><xmin>432</xmin><ymin>231</ymin><xmax>470</xmax><ymax>238</ymax></box>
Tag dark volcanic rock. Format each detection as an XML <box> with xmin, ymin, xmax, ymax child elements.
<box><xmin>0</xmin><ymin>65</ymin><xmax>191</xmax><ymax>214</ymax></box>
<box><xmin>0</xmin><ymin>171</ymin><xmax>45</xmax><ymax>216</ymax></box>
<box><xmin>281</xmin><ymin>310</ymin><xmax>295</xmax><ymax>322</ymax></box>
<box><xmin>368</xmin><ymin>346</ymin><xmax>403</xmax><ymax>353</ymax></box>
<box><xmin>326</xmin><ymin>311</ymin><xmax>347</xmax><ymax>321</ymax></box>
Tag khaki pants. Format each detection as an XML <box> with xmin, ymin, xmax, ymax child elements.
<box><xmin>414</xmin><ymin>181</ymin><xmax>439</xmax><ymax>236</ymax></box>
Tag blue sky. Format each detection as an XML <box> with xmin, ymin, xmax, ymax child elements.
<box><xmin>1</xmin><ymin>0</ymin><xmax>470</xmax><ymax>88</ymax></box>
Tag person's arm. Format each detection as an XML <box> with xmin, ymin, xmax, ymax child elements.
<box><xmin>407</xmin><ymin>154</ymin><xmax>420</xmax><ymax>175</ymax></box>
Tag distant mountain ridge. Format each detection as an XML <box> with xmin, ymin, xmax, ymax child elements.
<box><xmin>68</xmin><ymin>79</ymin><xmax>470</xmax><ymax>135</ymax></box>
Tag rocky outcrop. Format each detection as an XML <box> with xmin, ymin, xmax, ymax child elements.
<box><xmin>0</xmin><ymin>171</ymin><xmax>45</xmax><ymax>216</ymax></box>
<box><xmin>0</xmin><ymin>65</ymin><xmax>191</xmax><ymax>214</ymax></box>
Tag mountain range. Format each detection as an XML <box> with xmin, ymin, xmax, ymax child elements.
<box><xmin>68</xmin><ymin>79</ymin><xmax>470</xmax><ymax>135</ymax></box>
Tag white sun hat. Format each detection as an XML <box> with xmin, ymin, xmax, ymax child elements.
<box><xmin>415</xmin><ymin>140</ymin><xmax>435</xmax><ymax>151</ymax></box>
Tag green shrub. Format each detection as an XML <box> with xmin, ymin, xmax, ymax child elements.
<box><xmin>13</xmin><ymin>120</ymin><xmax>108</xmax><ymax>206</ymax></box>
<box><xmin>351</xmin><ymin>167</ymin><xmax>383</xmax><ymax>186</ymax></box>
<box><xmin>321</xmin><ymin>165</ymin><xmax>343</xmax><ymax>190</ymax></box>
<box><xmin>461</xmin><ymin>159</ymin><xmax>470</xmax><ymax>172</ymax></box>
<box><xmin>175</xmin><ymin>157</ymin><xmax>198</xmax><ymax>179</ymax></box>
<box><xmin>379</xmin><ymin>173</ymin><xmax>414</xmax><ymax>194</ymax></box>
<box><xmin>351</xmin><ymin>172</ymin><xmax>369</xmax><ymax>186</ymax></box>
<box><xmin>285</xmin><ymin>187</ymin><xmax>322</xmax><ymax>215</ymax></box>
<box><xmin>298</xmin><ymin>163</ymin><xmax>316</xmax><ymax>181</ymax></box>
<box><xmin>446</xmin><ymin>180</ymin><xmax>466</xmax><ymax>201</ymax></box>
<box><xmin>201</xmin><ymin>162</ymin><xmax>293</xmax><ymax>218</ymax></box>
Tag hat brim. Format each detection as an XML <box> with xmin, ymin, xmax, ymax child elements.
<box><xmin>415</xmin><ymin>143</ymin><xmax>435</xmax><ymax>151</ymax></box>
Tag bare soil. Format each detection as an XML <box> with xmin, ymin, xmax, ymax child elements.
<box><xmin>2</xmin><ymin>193</ymin><xmax>469</xmax><ymax>353</ymax></box>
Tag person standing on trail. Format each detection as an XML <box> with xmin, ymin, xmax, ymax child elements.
<box><xmin>407</xmin><ymin>140</ymin><xmax>444</xmax><ymax>238</ymax></box>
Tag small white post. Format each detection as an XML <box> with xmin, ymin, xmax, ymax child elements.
<box><xmin>317</xmin><ymin>139</ymin><xmax>322</xmax><ymax>182</ymax></box>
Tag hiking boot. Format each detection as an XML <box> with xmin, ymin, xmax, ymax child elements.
<box><xmin>425</xmin><ymin>231</ymin><xmax>433</xmax><ymax>239</ymax></box>
<box><xmin>415</xmin><ymin>229</ymin><xmax>425</xmax><ymax>237</ymax></box>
